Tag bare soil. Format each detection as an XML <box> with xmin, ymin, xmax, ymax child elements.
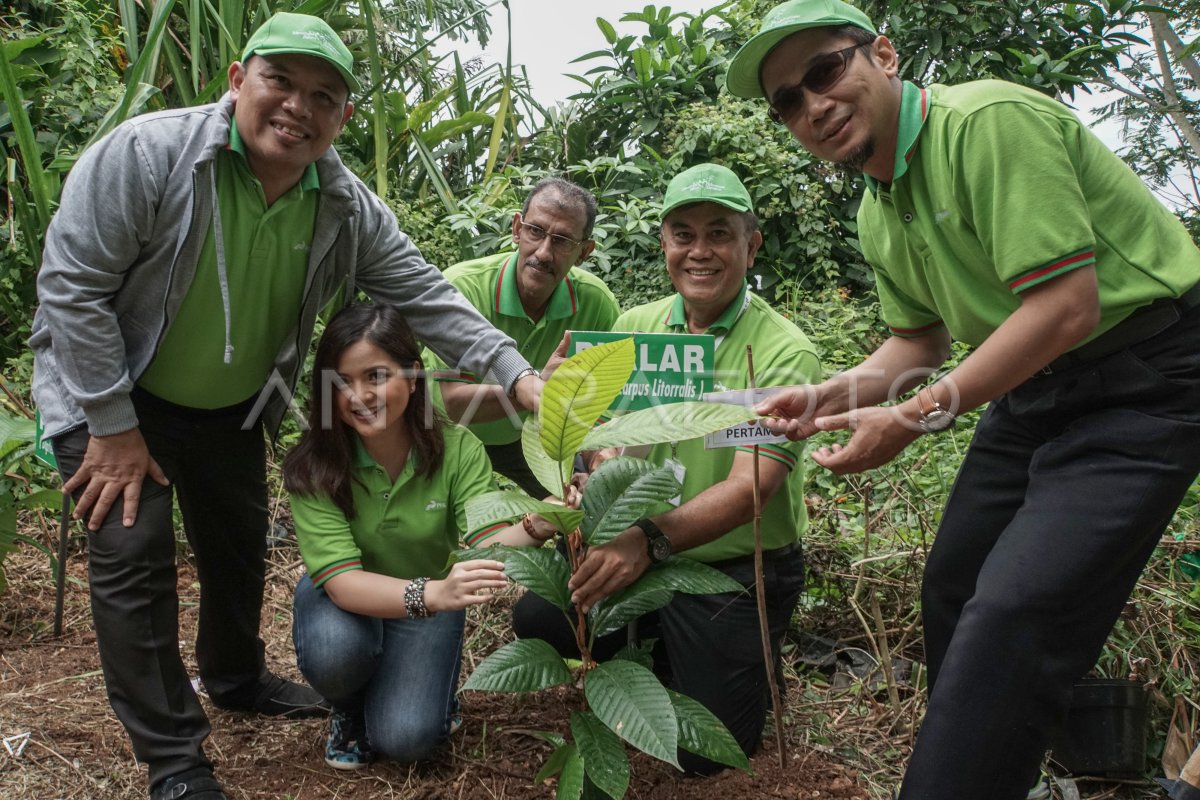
<box><xmin>1</xmin><ymin>537</ymin><xmax>870</xmax><ymax>800</ymax></box>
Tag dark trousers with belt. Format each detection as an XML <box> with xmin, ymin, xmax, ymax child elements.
<box><xmin>899</xmin><ymin>302</ymin><xmax>1200</xmax><ymax>799</ymax></box>
<box><xmin>512</xmin><ymin>542</ymin><xmax>805</xmax><ymax>774</ymax></box>
<box><xmin>52</xmin><ymin>389</ymin><xmax>271</xmax><ymax>787</ymax></box>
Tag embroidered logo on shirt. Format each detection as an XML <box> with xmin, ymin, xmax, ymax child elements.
<box><xmin>292</xmin><ymin>241</ymin><xmax>311</xmax><ymax>252</ymax></box>
<box><xmin>934</xmin><ymin>210</ymin><xmax>952</xmax><ymax>223</ymax></box>
<box><xmin>425</xmin><ymin>499</ymin><xmax>448</xmax><ymax>511</ymax></box>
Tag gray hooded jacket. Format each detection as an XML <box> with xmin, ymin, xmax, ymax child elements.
<box><xmin>30</xmin><ymin>94</ymin><xmax>530</xmax><ymax>441</ymax></box>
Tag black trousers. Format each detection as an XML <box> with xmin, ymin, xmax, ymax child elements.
<box><xmin>484</xmin><ymin>439</ymin><xmax>544</xmax><ymax>497</ymax></box>
<box><xmin>900</xmin><ymin>304</ymin><xmax>1200</xmax><ymax>799</ymax></box>
<box><xmin>53</xmin><ymin>389</ymin><xmax>271</xmax><ymax>787</ymax></box>
<box><xmin>512</xmin><ymin>542</ymin><xmax>804</xmax><ymax>774</ymax></box>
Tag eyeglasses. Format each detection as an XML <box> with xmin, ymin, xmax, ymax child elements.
<box><xmin>517</xmin><ymin>219</ymin><xmax>585</xmax><ymax>254</ymax></box>
<box><xmin>767</xmin><ymin>40</ymin><xmax>875</xmax><ymax>126</ymax></box>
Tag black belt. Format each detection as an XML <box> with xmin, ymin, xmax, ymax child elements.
<box><xmin>1040</xmin><ymin>282</ymin><xmax>1200</xmax><ymax>375</ymax></box>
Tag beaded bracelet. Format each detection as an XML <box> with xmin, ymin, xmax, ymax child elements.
<box><xmin>522</xmin><ymin>514</ymin><xmax>555</xmax><ymax>542</ymax></box>
<box><xmin>404</xmin><ymin>576</ymin><xmax>433</xmax><ymax>618</ymax></box>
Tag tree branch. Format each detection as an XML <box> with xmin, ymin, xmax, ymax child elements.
<box><xmin>1149</xmin><ymin>13</ymin><xmax>1200</xmax><ymax>158</ymax></box>
<box><xmin>1154</xmin><ymin>12</ymin><xmax>1200</xmax><ymax>88</ymax></box>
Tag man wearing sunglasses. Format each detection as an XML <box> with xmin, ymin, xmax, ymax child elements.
<box><xmin>425</xmin><ymin>178</ymin><xmax>620</xmax><ymax>495</ymax></box>
<box><xmin>727</xmin><ymin>1</ymin><xmax>1200</xmax><ymax>799</ymax></box>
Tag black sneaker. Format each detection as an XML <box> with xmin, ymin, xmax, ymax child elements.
<box><xmin>150</xmin><ymin>767</ymin><xmax>227</xmax><ymax>800</ymax></box>
<box><xmin>212</xmin><ymin>673</ymin><xmax>330</xmax><ymax>718</ymax></box>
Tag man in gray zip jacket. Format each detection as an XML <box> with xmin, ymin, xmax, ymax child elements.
<box><xmin>29</xmin><ymin>13</ymin><xmax>540</xmax><ymax>800</ymax></box>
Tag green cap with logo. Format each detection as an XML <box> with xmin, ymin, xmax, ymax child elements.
<box><xmin>725</xmin><ymin>0</ymin><xmax>876</xmax><ymax>99</ymax></box>
<box><xmin>660</xmin><ymin>163</ymin><xmax>753</xmax><ymax>220</ymax></box>
<box><xmin>241</xmin><ymin>12</ymin><xmax>361</xmax><ymax>95</ymax></box>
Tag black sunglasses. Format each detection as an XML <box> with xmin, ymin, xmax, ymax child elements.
<box><xmin>767</xmin><ymin>40</ymin><xmax>875</xmax><ymax>125</ymax></box>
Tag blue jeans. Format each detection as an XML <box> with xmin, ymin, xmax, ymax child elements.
<box><xmin>292</xmin><ymin>576</ymin><xmax>464</xmax><ymax>763</ymax></box>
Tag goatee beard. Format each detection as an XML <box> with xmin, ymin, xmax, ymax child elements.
<box><xmin>836</xmin><ymin>139</ymin><xmax>875</xmax><ymax>174</ymax></box>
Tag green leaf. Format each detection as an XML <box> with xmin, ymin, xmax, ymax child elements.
<box><xmin>535</xmin><ymin>740</ymin><xmax>575</xmax><ymax>782</ymax></box>
<box><xmin>588</xmin><ymin>588</ymin><xmax>673</xmax><ymax>638</ymax></box>
<box><xmin>581</xmin><ymin>402</ymin><xmax>754</xmax><ymax>451</ymax></box>
<box><xmin>667</xmin><ymin>690</ymin><xmax>751</xmax><ymax>772</ymax></box>
<box><xmin>460</xmin><ymin>545</ymin><xmax>572</xmax><ymax>611</ymax></box>
<box><xmin>540</xmin><ymin>338</ymin><xmax>636</xmax><ymax>461</ymax></box>
<box><xmin>584</xmin><ymin>660</ymin><xmax>678</xmax><ymax>767</ymax></box>
<box><xmin>639</xmin><ymin>558</ymin><xmax>745</xmax><ymax>596</ymax></box>
<box><xmin>557</xmin><ymin>745</ymin><xmax>584</xmax><ymax>800</ymax></box>
<box><xmin>611</xmin><ymin>638</ymin><xmax>656</xmax><ymax>670</ymax></box>
<box><xmin>581</xmin><ymin>458</ymin><xmax>678</xmax><ymax>545</ymax></box>
<box><xmin>596</xmin><ymin>17</ymin><xmax>618</xmax><ymax>45</ymax></box>
<box><xmin>522</xmin><ymin>417</ymin><xmax>574</xmax><ymax>497</ymax></box>
<box><xmin>0</xmin><ymin>414</ymin><xmax>34</xmax><ymax>447</ymax></box>
<box><xmin>464</xmin><ymin>491</ymin><xmax>580</xmax><ymax>536</ymax></box>
<box><xmin>462</xmin><ymin>638</ymin><xmax>572</xmax><ymax>692</ymax></box>
<box><xmin>17</xmin><ymin>489</ymin><xmax>64</xmax><ymax>512</ymax></box>
<box><xmin>571</xmin><ymin>711</ymin><xmax>630</xmax><ymax>800</ymax></box>
<box><xmin>465</xmin><ymin>490</ymin><xmax>552</xmax><ymax>531</ymax></box>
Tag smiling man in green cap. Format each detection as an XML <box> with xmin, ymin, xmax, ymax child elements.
<box><xmin>30</xmin><ymin>11</ymin><xmax>542</xmax><ymax>800</ymax></box>
<box><xmin>512</xmin><ymin>163</ymin><xmax>821</xmax><ymax>774</ymax></box>
<box><xmin>727</xmin><ymin>2</ymin><xmax>1200</xmax><ymax>799</ymax></box>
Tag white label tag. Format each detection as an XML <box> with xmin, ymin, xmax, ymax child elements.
<box><xmin>702</xmin><ymin>387</ymin><xmax>789</xmax><ymax>449</ymax></box>
<box><xmin>665</xmin><ymin>458</ymin><xmax>686</xmax><ymax>507</ymax></box>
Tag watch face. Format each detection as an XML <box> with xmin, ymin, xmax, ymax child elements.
<box><xmin>920</xmin><ymin>409</ymin><xmax>955</xmax><ymax>433</ymax></box>
<box><xmin>650</xmin><ymin>536</ymin><xmax>672</xmax><ymax>563</ymax></box>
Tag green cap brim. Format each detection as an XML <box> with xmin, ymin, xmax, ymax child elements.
<box><xmin>245</xmin><ymin>45</ymin><xmax>362</xmax><ymax>95</ymax></box>
<box><xmin>725</xmin><ymin>2</ymin><xmax>876</xmax><ymax>99</ymax></box>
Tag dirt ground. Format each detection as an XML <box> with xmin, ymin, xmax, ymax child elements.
<box><xmin>0</xmin><ymin>537</ymin><xmax>870</xmax><ymax>800</ymax></box>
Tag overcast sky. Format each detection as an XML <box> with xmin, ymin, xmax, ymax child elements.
<box><xmin>438</xmin><ymin>0</ymin><xmax>1121</xmax><ymax>142</ymax></box>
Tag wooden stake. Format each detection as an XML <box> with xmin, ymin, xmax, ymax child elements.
<box><xmin>747</xmin><ymin>345</ymin><xmax>787</xmax><ymax>769</ymax></box>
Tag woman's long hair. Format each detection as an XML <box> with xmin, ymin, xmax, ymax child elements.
<box><xmin>283</xmin><ymin>303</ymin><xmax>444</xmax><ymax>519</ymax></box>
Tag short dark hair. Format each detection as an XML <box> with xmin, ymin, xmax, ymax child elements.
<box><xmin>283</xmin><ymin>303</ymin><xmax>444</xmax><ymax>520</ymax></box>
<box><xmin>835</xmin><ymin>25</ymin><xmax>878</xmax><ymax>47</ymax></box>
<box><xmin>523</xmin><ymin>177</ymin><xmax>599</xmax><ymax>239</ymax></box>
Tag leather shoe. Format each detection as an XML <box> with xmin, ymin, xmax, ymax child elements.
<box><xmin>212</xmin><ymin>673</ymin><xmax>330</xmax><ymax>719</ymax></box>
<box><xmin>151</xmin><ymin>767</ymin><xmax>227</xmax><ymax>800</ymax></box>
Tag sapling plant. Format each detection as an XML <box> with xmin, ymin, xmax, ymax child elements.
<box><xmin>459</xmin><ymin>338</ymin><xmax>765</xmax><ymax>799</ymax></box>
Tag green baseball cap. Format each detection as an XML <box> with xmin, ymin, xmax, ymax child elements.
<box><xmin>725</xmin><ymin>0</ymin><xmax>876</xmax><ymax>99</ymax></box>
<box><xmin>241</xmin><ymin>12</ymin><xmax>361</xmax><ymax>95</ymax></box>
<box><xmin>660</xmin><ymin>164</ymin><xmax>753</xmax><ymax>220</ymax></box>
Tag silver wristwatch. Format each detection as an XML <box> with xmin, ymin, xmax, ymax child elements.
<box><xmin>916</xmin><ymin>387</ymin><xmax>955</xmax><ymax>433</ymax></box>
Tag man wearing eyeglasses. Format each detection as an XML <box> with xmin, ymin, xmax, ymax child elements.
<box><xmin>727</xmin><ymin>1</ymin><xmax>1200</xmax><ymax>799</ymax></box>
<box><xmin>512</xmin><ymin>164</ymin><xmax>820</xmax><ymax>775</ymax></box>
<box><xmin>426</xmin><ymin>178</ymin><xmax>620</xmax><ymax>496</ymax></box>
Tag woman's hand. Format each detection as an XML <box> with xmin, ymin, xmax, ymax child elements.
<box><xmin>423</xmin><ymin>559</ymin><xmax>507</xmax><ymax>612</ymax></box>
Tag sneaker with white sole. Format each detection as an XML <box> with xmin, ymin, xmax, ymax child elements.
<box><xmin>325</xmin><ymin>709</ymin><xmax>375</xmax><ymax>771</ymax></box>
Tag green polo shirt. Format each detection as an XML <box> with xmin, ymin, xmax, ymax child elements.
<box><xmin>613</xmin><ymin>283</ymin><xmax>821</xmax><ymax>562</ymax></box>
<box><xmin>138</xmin><ymin>120</ymin><xmax>318</xmax><ymax>407</ymax></box>
<box><xmin>291</xmin><ymin>424</ymin><xmax>510</xmax><ymax>587</ymax></box>
<box><xmin>426</xmin><ymin>251</ymin><xmax>620</xmax><ymax>445</ymax></box>
<box><xmin>860</xmin><ymin>80</ymin><xmax>1200</xmax><ymax>348</ymax></box>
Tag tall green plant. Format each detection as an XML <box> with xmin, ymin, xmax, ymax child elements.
<box><xmin>459</xmin><ymin>339</ymin><xmax>761</xmax><ymax>797</ymax></box>
<box><xmin>0</xmin><ymin>410</ymin><xmax>60</xmax><ymax>594</ymax></box>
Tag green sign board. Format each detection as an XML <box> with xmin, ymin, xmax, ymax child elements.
<box><xmin>34</xmin><ymin>411</ymin><xmax>57</xmax><ymax>468</ymax></box>
<box><xmin>570</xmin><ymin>331</ymin><xmax>714</xmax><ymax>412</ymax></box>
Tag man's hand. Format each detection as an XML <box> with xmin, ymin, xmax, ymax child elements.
<box><xmin>568</xmin><ymin>528</ymin><xmax>651</xmax><ymax>613</ymax></box>
<box><xmin>511</xmin><ymin>370</ymin><xmax>544</xmax><ymax>414</ymax></box>
<box><xmin>808</xmin><ymin>405</ymin><xmax>922</xmax><ymax>475</ymax></box>
<box><xmin>756</xmin><ymin>384</ymin><xmax>834</xmax><ymax>441</ymax></box>
<box><xmin>540</xmin><ymin>333</ymin><xmax>571</xmax><ymax>384</ymax></box>
<box><xmin>63</xmin><ymin>428</ymin><xmax>169</xmax><ymax>530</ymax></box>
